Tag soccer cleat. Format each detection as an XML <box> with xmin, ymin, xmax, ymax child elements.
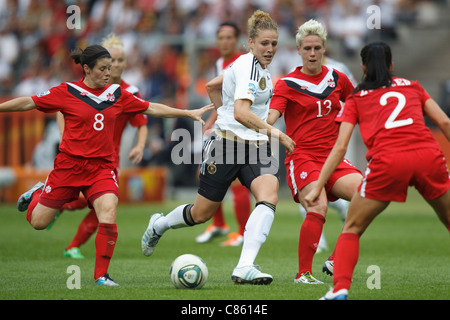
<box><xmin>322</xmin><ymin>258</ymin><xmax>333</xmax><ymax>276</ymax></box>
<box><xmin>17</xmin><ymin>182</ymin><xmax>44</xmax><ymax>212</ymax></box>
<box><xmin>141</xmin><ymin>213</ymin><xmax>163</xmax><ymax>256</ymax></box>
<box><xmin>220</xmin><ymin>232</ymin><xmax>243</xmax><ymax>246</ymax></box>
<box><xmin>294</xmin><ymin>271</ymin><xmax>324</xmax><ymax>284</ymax></box>
<box><xmin>95</xmin><ymin>273</ymin><xmax>119</xmax><ymax>286</ymax></box>
<box><xmin>320</xmin><ymin>288</ymin><xmax>348</xmax><ymax>300</ymax></box>
<box><xmin>231</xmin><ymin>265</ymin><xmax>273</xmax><ymax>285</ymax></box>
<box><xmin>195</xmin><ymin>224</ymin><xmax>229</xmax><ymax>243</ymax></box>
<box><xmin>64</xmin><ymin>247</ymin><xmax>85</xmax><ymax>259</ymax></box>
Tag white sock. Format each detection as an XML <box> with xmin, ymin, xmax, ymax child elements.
<box><xmin>299</xmin><ymin>204</ymin><xmax>307</xmax><ymax>219</ymax></box>
<box><xmin>329</xmin><ymin>198</ymin><xmax>348</xmax><ymax>223</ymax></box>
<box><xmin>319</xmin><ymin>232</ymin><xmax>328</xmax><ymax>248</ymax></box>
<box><xmin>153</xmin><ymin>204</ymin><xmax>191</xmax><ymax>235</ymax></box>
<box><xmin>236</xmin><ymin>203</ymin><xmax>274</xmax><ymax>268</ymax></box>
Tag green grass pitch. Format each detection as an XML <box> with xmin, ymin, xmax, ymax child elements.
<box><xmin>0</xmin><ymin>188</ymin><xmax>448</xmax><ymax>303</ymax></box>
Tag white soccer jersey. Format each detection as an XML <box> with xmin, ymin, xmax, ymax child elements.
<box><xmin>215</xmin><ymin>52</ymin><xmax>273</xmax><ymax>141</ymax></box>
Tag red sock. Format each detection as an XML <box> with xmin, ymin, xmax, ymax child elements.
<box><xmin>328</xmin><ymin>247</ymin><xmax>336</xmax><ymax>261</ymax></box>
<box><xmin>212</xmin><ymin>204</ymin><xmax>226</xmax><ymax>227</ymax></box>
<box><xmin>67</xmin><ymin>209</ymin><xmax>99</xmax><ymax>250</ymax></box>
<box><xmin>61</xmin><ymin>198</ymin><xmax>88</xmax><ymax>211</ymax></box>
<box><xmin>328</xmin><ymin>226</ymin><xmax>344</xmax><ymax>261</ymax></box>
<box><xmin>94</xmin><ymin>223</ymin><xmax>118</xmax><ymax>280</ymax></box>
<box><xmin>333</xmin><ymin>233</ymin><xmax>359</xmax><ymax>292</ymax></box>
<box><xmin>298</xmin><ymin>212</ymin><xmax>326</xmax><ymax>275</ymax></box>
<box><xmin>26</xmin><ymin>189</ymin><xmax>42</xmax><ymax>224</ymax></box>
<box><xmin>231</xmin><ymin>185</ymin><xmax>250</xmax><ymax>235</ymax></box>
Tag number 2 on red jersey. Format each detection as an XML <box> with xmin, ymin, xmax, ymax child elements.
<box><xmin>380</xmin><ymin>91</ymin><xmax>413</xmax><ymax>129</ymax></box>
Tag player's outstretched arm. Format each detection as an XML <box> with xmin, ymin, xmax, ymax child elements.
<box><xmin>144</xmin><ymin>102</ymin><xmax>214</xmax><ymax>125</ymax></box>
<box><xmin>0</xmin><ymin>97</ymin><xmax>36</xmax><ymax>112</ymax></box>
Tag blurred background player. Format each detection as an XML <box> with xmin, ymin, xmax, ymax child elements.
<box><xmin>267</xmin><ymin>20</ymin><xmax>362</xmax><ymax>284</ymax></box>
<box><xmin>195</xmin><ymin>22</ymin><xmax>251</xmax><ymax>247</ymax></box>
<box><xmin>47</xmin><ymin>33</ymin><xmax>149</xmax><ymax>260</ymax></box>
<box><xmin>305</xmin><ymin>42</ymin><xmax>450</xmax><ymax>300</ymax></box>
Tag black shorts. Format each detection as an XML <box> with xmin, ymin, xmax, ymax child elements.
<box><xmin>198</xmin><ymin>133</ymin><xmax>279</xmax><ymax>202</ymax></box>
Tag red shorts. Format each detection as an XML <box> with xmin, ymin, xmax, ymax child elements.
<box><xmin>360</xmin><ymin>148</ymin><xmax>450</xmax><ymax>202</ymax></box>
<box><xmin>39</xmin><ymin>153</ymin><xmax>119</xmax><ymax>209</ymax></box>
<box><xmin>285</xmin><ymin>153</ymin><xmax>361</xmax><ymax>203</ymax></box>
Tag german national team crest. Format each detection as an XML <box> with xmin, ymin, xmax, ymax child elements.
<box><xmin>207</xmin><ymin>161</ymin><xmax>217</xmax><ymax>174</ymax></box>
<box><xmin>259</xmin><ymin>77</ymin><xmax>266</xmax><ymax>90</ymax></box>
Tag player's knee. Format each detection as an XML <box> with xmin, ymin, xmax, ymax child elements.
<box><xmin>316</xmin><ymin>202</ymin><xmax>328</xmax><ymax>215</ymax></box>
<box><xmin>30</xmin><ymin>216</ymin><xmax>50</xmax><ymax>230</ymax></box>
<box><xmin>302</xmin><ymin>196</ymin><xmax>327</xmax><ymax>215</ymax></box>
<box><xmin>268</xmin><ymin>194</ymin><xmax>278</xmax><ymax>206</ymax></box>
<box><xmin>96</xmin><ymin>207</ymin><xmax>116</xmax><ymax>224</ymax></box>
<box><xmin>189</xmin><ymin>205</ymin><xmax>213</xmax><ymax>225</ymax></box>
<box><xmin>192</xmin><ymin>214</ymin><xmax>209</xmax><ymax>225</ymax></box>
<box><xmin>31</xmin><ymin>223</ymin><xmax>46</xmax><ymax>231</ymax></box>
<box><xmin>256</xmin><ymin>194</ymin><xmax>278</xmax><ymax>207</ymax></box>
<box><xmin>94</xmin><ymin>204</ymin><xmax>117</xmax><ymax>224</ymax></box>
<box><xmin>342</xmin><ymin>218</ymin><xmax>366</xmax><ymax>237</ymax></box>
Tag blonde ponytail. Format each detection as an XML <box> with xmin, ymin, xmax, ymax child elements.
<box><xmin>101</xmin><ymin>33</ymin><xmax>124</xmax><ymax>51</ymax></box>
<box><xmin>247</xmin><ymin>10</ymin><xmax>278</xmax><ymax>40</ymax></box>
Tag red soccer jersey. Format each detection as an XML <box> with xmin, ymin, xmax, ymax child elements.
<box><xmin>112</xmin><ymin>80</ymin><xmax>148</xmax><ymax>167</ymax></box>
<box><xmin>31</xmin><ymin>79</ymin><xmax>149</xmax><ymax>162</ymax></box>
<box><xmin>337</xmin><ymin>77</ymin><xmax>440</xmax><ymax>161</ymax></box>
<box><xmin>270</xmin><ymin>65</ymin><xmax>354</xmax><ymax>157</ymax></box>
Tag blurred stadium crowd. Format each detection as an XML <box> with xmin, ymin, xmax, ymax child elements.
<box><xmin>0</xmin><ymin>0</ymin><xmax>443</xmax><ymax>96</ymax></box>
<box><xmin>0</xmin><ymin>0</ymin><xmax>447</xmax><ymax>185</ymax></box>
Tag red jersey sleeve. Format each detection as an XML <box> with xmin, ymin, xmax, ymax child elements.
<box><xmin>120</xmin><ymin>90</ymin><xmax>149</xmax><ymax>114</ymax></box>
<box><xmin>270</xmin><ymin>80</ymin><xmax>289</xmax><ymax>115</ymax></box>
<box><xmin>31</xmin><ymin>83</ymin><xmax>67</xmax><ymax>113</ymax></box>
<box><xmin>339</xmin><ymin>73</ymin><xmax>354</xmax><ymax>102</ymax></box>
<box><xmin>129</xmin><ymin>113</ymin><xmax>148</xmax><ymax>127</ymax></box>
<box><xmin>417</xmin><ymin>81</ymin><xmax>431</xmax><ymax>106</ymax></box>
<box><xmin>336</xmin><ymin>94</ymin><xmax>358</xmax><ymax>125</ymax></box>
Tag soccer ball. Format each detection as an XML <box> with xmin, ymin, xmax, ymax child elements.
<box><xmin>170</xmin><ymin>254</ymin><xmax>208</xmax><ymax>289</ymax></box>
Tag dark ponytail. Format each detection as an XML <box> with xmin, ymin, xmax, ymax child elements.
<box><xmin>70</xmin><ymin>45</ymin><xmax>111</xmax><ymax>75</ymax></box>
<box><xmin>354</xmin><ymin>42</ymin><xmax>392</xmax><ymax>93</ymax></box>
